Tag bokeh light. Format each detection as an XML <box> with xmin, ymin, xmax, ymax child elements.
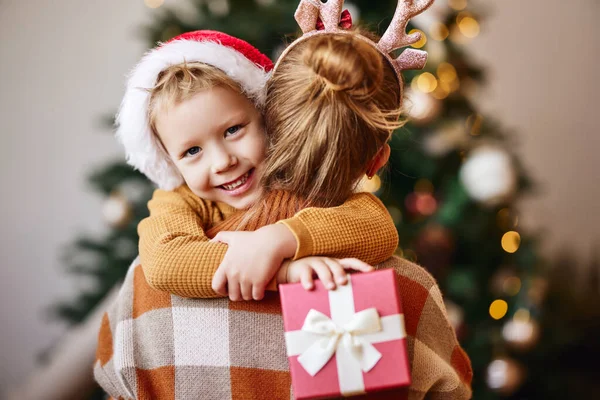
<box><xmin>497</xmin><ymin>208</ymin><xmax>519</xmax><ymax>231</ymax></box>
<box><xmin>430</xmin><ymin>22</ymin><xmax>450</xmax><ymax>41</ymax></box>
<box><xmin>458</xmin><ymin>15</ymin><xmax>480</xmax><ymax>38</ymax></box>
<box><xmin>502</xmin><ymin>231</ymin><xmax>521</xmax><ymax>253</ymax></box>
<box><xmin>489</xmin><ymin>299</ymin><xmax>509</xmax><ymax>320</ymax></box>
<box><xmin>503</xmin><ymin>277</ymin><xmax>521</xmax><ymax>296</ymax></box>
<box><xmin>414</xmin><ymin>72</ymin><xmax>438</xmax><ymax>93</ymax></box>
<box><xmin>409</xmin><ymin>29</ymin><xmax>427</xmax><ymax>49</ymax></box>
<box><xmin>437</xmin><ymin>62</ymin><xmax>458</xmax><ymax>83</ymax></box>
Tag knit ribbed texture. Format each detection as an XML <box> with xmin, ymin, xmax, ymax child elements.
<box><xmin>138</xmin><ymin>187</ymin><xmax>399</xmax><ymax>298</ymax></box>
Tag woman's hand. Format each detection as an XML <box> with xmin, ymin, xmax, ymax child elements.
<box><xmin>211</xmin><ymin>224</ymin><xmax>297</xmax><ymax>301</ymax></box>
<box><xmin>279</xmin><ymin>257</ymin><xmax>373</xmax><ymax>290</ymax></box>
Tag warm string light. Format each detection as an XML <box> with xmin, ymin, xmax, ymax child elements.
<box><xmin>489</xmin><ymin>299</ymin><xmax>508</xmax><ymax>320</ymax></box>
<box><xmin>412</xmin><ymin>72</ymin><xmax>438</xmax><ymax>93</ymax></box>
<box><xmin>497</xmin><ymin>208</ymin><xmax>519</xmax><ymax>230</ymax></box>
<box><xmin>409</xmin><ymin>29</ymin><xmax>427</xmax><ymax>49</ymax></box>
<box><xmin>502</xmin><ymin>231</ymin><xmax>521</xmax><ymax>253</ymax></box>
<box><xmin>430</xmin><ymin>22</ymin><xmax>450</xmax><ymax>41</ymax></box>
<box><xmin>456</xmin><ymin>12</ymin><xmax>480</xmax><ymax>38</ymax></box>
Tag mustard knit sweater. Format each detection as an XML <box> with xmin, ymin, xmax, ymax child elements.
<box><xmin>138</xmin><ymin>186</ymin><xmax>399</xmax><ymax>298</ymax></box>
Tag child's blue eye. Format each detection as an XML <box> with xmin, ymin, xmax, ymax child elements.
<box><xmin>225</xmin><ymin>125</ymin><xmax>241</xmax><ymax>136</ymax></box>
<box><xmin>185</xmin><ymin>146</ymin><xmax>201</xmax><ymax>157</ymax></box>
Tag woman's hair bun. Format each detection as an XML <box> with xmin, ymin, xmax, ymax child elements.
<box><xmin>302</xmin><ymin>34</ymin><xmax>384</xmax><ymax>99</ymax></box>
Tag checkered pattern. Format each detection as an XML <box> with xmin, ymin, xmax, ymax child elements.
<box><xmin>95</xmin><ymin>257</ymin><xmax>472</xmax><ymax>400</ymax></box>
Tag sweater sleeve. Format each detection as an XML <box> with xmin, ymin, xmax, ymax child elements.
<box><xmin>138</xmin><ymin>186</ymin><xmax>232</xmax><ymax>298</ymax></box>
<box><xmin>279</xmin><ymin>192</ymin><xmax>399</xmax><ymax>266</ymax></box>
<box><xmin>381</xmin><ymin>257</ymin><xmax>473</xmax><ymax>400</ymax></box>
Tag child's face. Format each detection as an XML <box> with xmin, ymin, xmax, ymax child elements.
<box><xmin>156</xmin><ymin>86</ymin><xmax>266</xmax><ymax>209</ymax></box>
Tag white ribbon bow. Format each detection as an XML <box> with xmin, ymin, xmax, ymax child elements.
<box><xmin>284</xmin><ymin>280</ymin><xmax>407</xmax><ymax>396</ymax></box>
<box><xmin>297</xmin><ymin>308</ymin><xmax>383</xmax><ymax>376</ymax></box>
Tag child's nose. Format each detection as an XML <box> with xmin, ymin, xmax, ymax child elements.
<box><xmin>211</xmin><ymin>151</ymin><xmax>238</xmax><ymax>174</ymax></box>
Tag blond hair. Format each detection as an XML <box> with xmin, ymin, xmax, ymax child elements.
<box><xmin>261</xmin><ymin>32</ymin><xmax>404</xmax><ymax>208</ymax></box>
<box><xmin>147</xmin><ymin>62</ymin><xmax>242</xmax><ymax>136</ymax></box>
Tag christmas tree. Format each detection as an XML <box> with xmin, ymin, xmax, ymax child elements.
<box><xmin>52</xmin><ymin>0</ymin><xmax>599</xmax><ymax>399</ymax></box>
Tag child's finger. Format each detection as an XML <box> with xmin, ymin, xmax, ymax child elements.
<box><xmin>240</xmin><ymin>281</ymin><xmax>253</xmax><ymax>301</ymax></box>
<box><xmin>212</xmin><ymin>268</ymin><xmax>228</xmax><ymax>295</ymax></box>
<box><xmin>300</xmin><ymin>267</ymin><xmax>314</xmax><ymax>290</ymax></box>
<box><xmin>339</xmin><ymin>258</ymin><xmax>374</xmax><ymax>272</ymax></box>
<box><xmin>312</xmin><ymin>261</ymin><xmax>336</xmax><ymax>290</ymax></box>
<box><xmin>324</xmin><ymin>259</ymin><xmax>348</xmax><ymax>285</ymax></box>
<box><xmin>252</xmin><ymin>284</ymin><xmax>266</xmax><ymax>301</ymax></box>
<box><xmin>228</xmin><ymin>279</ymin><xmax>242</xmax><ymax>302</ymax></box>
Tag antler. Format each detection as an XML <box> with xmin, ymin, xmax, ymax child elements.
<box><xmin>378</xmin><ymin>0</ymin><xmax>435</xmax><ymax>53</ymax></box>
<box><xmin>294</xmin><ymin>0</ymin><xmax>344</xmax><ymax>33</ymax></box>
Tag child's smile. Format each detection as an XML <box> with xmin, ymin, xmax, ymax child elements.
<box><xmin>156</xmin><ymin>85</ymin><xmax>266</xmax><ymax>209</ymax></box>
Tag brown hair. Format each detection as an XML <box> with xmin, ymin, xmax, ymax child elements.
<box><xmin>261</xmin><ymin>32</ymin><xmax>404</xmax><ymax>208</ymax></box>
<box><xmin>147</xmin><ymin>62</ymin><xmax>242</xmax><ymax>136</ymax></box>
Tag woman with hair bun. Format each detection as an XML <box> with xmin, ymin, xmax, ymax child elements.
<box><xmin>95</xmin><ymin>1</ymin><xmax>473</xmax><ymax>398</ymax></box>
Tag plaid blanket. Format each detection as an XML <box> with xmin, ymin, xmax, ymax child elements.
<box><xmin>94</xmin><ymin>256</ymin><xmax>472</xmax><ymax>399</ymax></box>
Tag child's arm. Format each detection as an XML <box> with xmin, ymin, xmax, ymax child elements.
<box><xmin>141</xmin><ymin>188</ymin><xmax>398</xmax><ymax>299</ymax></box>
<box><xmin>211</xmin><ymin>192</ymin><xmax>399</xmax><ymax>299</ymax></box>
<box><xmin>138</xmin><ymin>186</ymin><xmax>233</xmax><ymax>298</ymax></box>
<box><xmin>279</xmin><ymin>192</ymin><xmax>399</xmax><ymax>266</ymax></box>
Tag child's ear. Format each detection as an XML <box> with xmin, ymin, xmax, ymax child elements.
<box><xmin>367</xmin><ymin>144</ymin><xmax>391</xmax><ymax>178</ymax></box>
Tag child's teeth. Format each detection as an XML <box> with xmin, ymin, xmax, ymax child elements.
<box><xmin>223</xmin><ymin>172</ymin><xmax>249</xmax><ymax>190</ymax></box>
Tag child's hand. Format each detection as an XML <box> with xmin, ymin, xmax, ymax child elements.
<box><xmin>211</xmin><ymin>224</ymin><xmax>297</xmax><ymax>301</ymax></box>
<box><xmin>280</xmin><ymin>257</ymin><xmax>373</xmax><ymax>291</ymax></box>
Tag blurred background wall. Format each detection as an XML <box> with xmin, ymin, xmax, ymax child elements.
<box><xmin>0</xmin><ymin>0</ymin><xmax>598</xmax><ymax>393</ymax></box>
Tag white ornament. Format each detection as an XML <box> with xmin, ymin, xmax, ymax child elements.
<box><xmin>405</xmin><ymin>88</ymin><xmax>442</xmax><ymax>126</ymax></box>
<box><xmin>424</xmin><ymin>120</ymin><xmax>469</xmax><ymax>156</ymax></box>
<box><xmin>460</xmin><ymin>146</ymin><xmax>517</xmax><ymax>205</ymax></box>
<box><xmin>102</xmin><ymin>193</ymin><xmax>131</xmax><ymax>228</ymax></box>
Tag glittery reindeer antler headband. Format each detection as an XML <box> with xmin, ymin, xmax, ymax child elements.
<box><xmin>275</xmin><ymin>0</ymin><xmax>435</xmax><ymax>88</ymax></box>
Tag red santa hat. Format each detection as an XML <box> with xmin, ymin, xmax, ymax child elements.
<box><xmin>116</xmin><ymin>30</ymin><xmax>274</xmax><ymax>190</ymax></box>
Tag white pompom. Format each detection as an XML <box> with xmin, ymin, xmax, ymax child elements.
<box><xmin>460</xmin><ymin>146</ymin><xmax>517</xmax><ymax>205</ymax></box>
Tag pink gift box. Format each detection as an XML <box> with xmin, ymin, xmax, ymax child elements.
<box><xmin>279</xmin><ymin>268</ymin><xmax>410</xmax><ymax>399</ymax></box>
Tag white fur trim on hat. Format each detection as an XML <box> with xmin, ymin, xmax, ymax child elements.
<box><xmin>116</xmin><ymin>39</ymin><xmax>271</xmax><ymax>190</ymax></box>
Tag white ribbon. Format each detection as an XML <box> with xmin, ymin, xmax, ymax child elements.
<box><xmin>285</xmin><ymin>280</ymin><xmax>406</xmax><ymax>396</ymax></box>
